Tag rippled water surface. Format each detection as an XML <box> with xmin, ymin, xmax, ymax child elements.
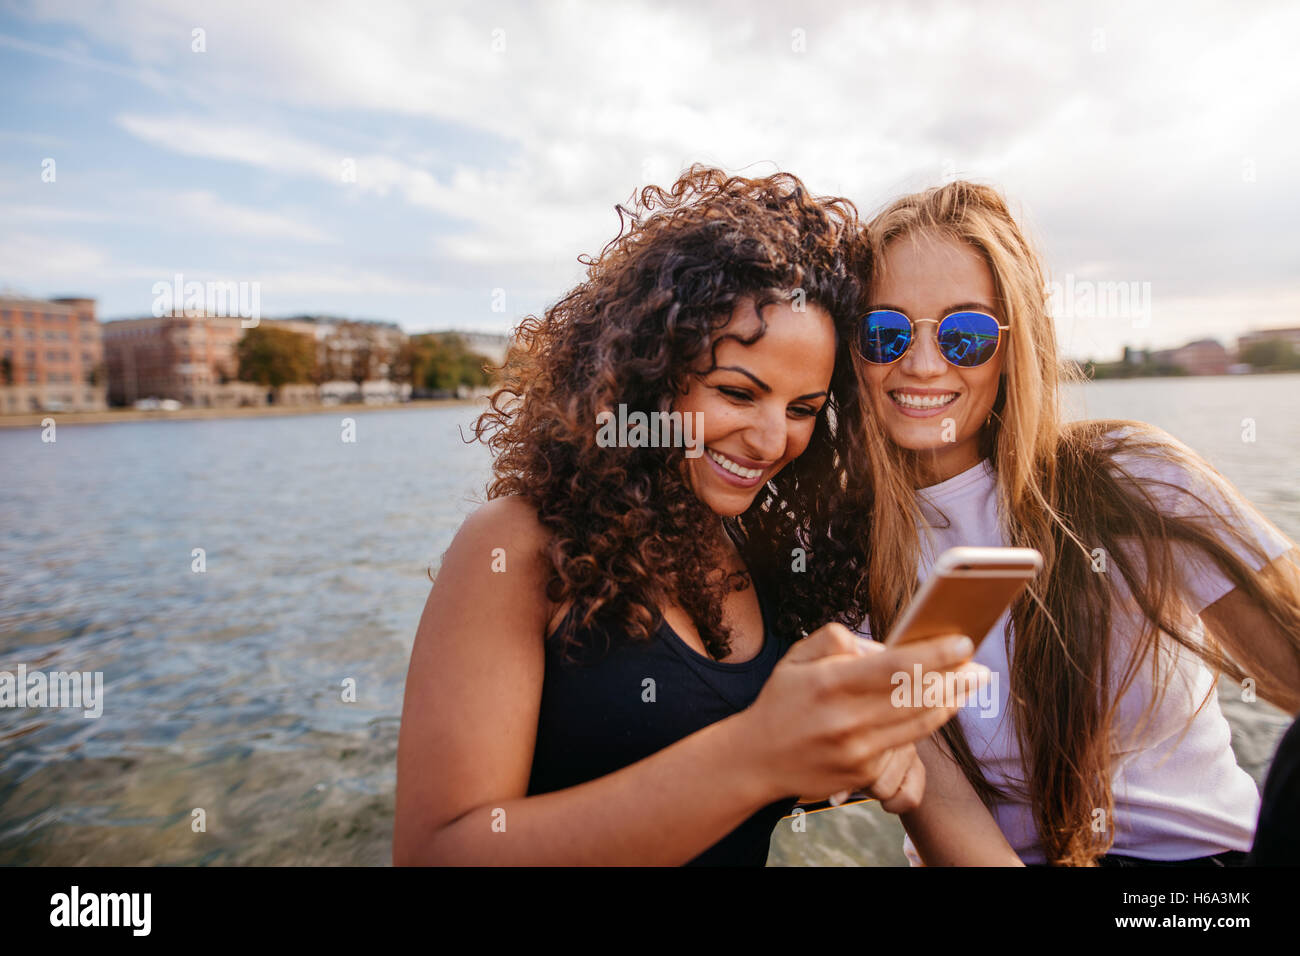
<box><xmin>2</xmin><ymin>376</ymin><xmax>1297</xmax><ymax>865</ymax></box>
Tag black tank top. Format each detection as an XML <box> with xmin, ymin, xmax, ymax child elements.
<box><xmin>526</xmin><ymin>584</ymin><xmax>798</xmax><ymax>865</ymax></box>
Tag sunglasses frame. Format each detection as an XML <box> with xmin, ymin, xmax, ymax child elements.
<box><xmin>856</xmin><ymin>309</ymin><xmax>1010</xmax><ymax>368</ymax></box>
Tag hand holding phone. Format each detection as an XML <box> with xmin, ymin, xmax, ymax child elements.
<box><xmin>824</xmin><ymin>547</ymin><xmax>1042</xmax><ymax>807</ymax></box>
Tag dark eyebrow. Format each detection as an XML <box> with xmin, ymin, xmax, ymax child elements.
<box><xmin>714</xmin><ymin>367</ymin><xmax>826</xmax><ymax>403</ymax></box>
<box><xmin>714</xmin><ymin>366</ymin><xmax>770</xmax><ymax>393</ymax></box>
<box><xmin>868</xmin><ymin>301</ymin><xmax>998</xmax><ymax>315</ymax></box>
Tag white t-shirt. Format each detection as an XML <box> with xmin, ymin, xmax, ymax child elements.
<box><xmin>856</xmin><ymin>428</ymin><xmax>1294</xmax><ymax>865</ymax></box>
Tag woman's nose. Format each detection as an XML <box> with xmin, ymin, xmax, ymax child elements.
<box><xmin>899</xmin><ymin>320</ymin><xmax>947</xmax><ymax>376</ymax></box>
<box><xmin>743</xmin><ymin>403</ymin><xmax>788</xmax><ymax>462</ymax></box>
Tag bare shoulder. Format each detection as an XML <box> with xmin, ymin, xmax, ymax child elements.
<box><xmin>435</xmin><ymin>496</ymin><xmax>556</xmax><ymax>619</ymax></box>
<box><xmin>452</xmin><ymin>495</ymin><xmax>553</xmax><ymax>560</ymax></box>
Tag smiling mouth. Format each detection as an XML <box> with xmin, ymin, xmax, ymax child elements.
<box><xmin>889</xmin><ymin>390</ymin><xmax>959</xmax><ymax>411</ymax></box>
<box><xmin>705</xmin><ymin>447</ymin><xmax>766</xmax><ymax>480</ymax></box>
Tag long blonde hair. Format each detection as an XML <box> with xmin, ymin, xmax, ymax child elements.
<box><xmin>853</xmin><ymin>180</ymin><xmax>1300</xmax><ymax>865</ymax></box>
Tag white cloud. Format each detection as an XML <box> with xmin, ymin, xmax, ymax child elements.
<box><xmin>8</xmin><ymin>0</ymin><xmax>1300</xmax><ymax>353</ymax></box>
<box><xmin>113</xmin><ymin>113</ymin><xmax>617</xmax><ymax>271</ymax></box>
<box><xmin>116</xmin><ymin>113</ymin><xmax>343</xmax><ymax>180</ymax></box>
<box><xmin>0</xmin><ymin>204</ymin><xmax>116</xmax><ymax>224</ymax></box>
<box><xmin>152</xmin><ymin>190</ymin><xmax>336</xmax><ymax>243</ymax></box>
<box><xmin>0</xmin><ymin>29</ymin><xmax>171</xmax><ymax>91</ymax></box>
<box><xmin>0</xmin><ymin>233</ymin><xmax>115</xmax><ymax>280</ymax></box>
<box><xmin>250</xmin><ymin>269</ymin><xmax>442</xmax><ymax>298</ymax></box>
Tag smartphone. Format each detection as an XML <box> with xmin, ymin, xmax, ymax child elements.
<box><xmin>815</xmin><ymin>547</ymin><xmax>1043</xmax><ymax>811</ymax></box>
<box><xmin>883</xmin><ymin>546</ymin><xmax>1043</xmax><ymax>649</ymax></box>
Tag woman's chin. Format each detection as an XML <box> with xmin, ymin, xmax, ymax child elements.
<box><xmin>882</xmin><ymin>425</ymin><xmax>982</xmax><ymax>466</ymax></box>
<box><xmin>882</xmin><ymin>423</ymin><xmax>957</xmax><ymax>453</ymax></box>
<box><xmin>699</xmin><ymin>491</ymin><xmax>757</xmax><ymax>518</ymax></box>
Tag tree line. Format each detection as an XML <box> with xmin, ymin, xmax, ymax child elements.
<box><xmin>235</xmin><ymin>323</ymin><xmax>496</xmax><ymax>401</ymax></box>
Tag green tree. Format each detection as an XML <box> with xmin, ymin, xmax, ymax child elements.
<box><xmin>1240</xmin><ymin>339</ymin><xmax>1300</xmax><ymax>371</ymax></box>
<box><xmin>405</xmin><ymin>333</ymin><xmax>493</xmax><ymax>392</ymax></box>
<box><xmin>237</xmin><ymin>326</ymin><xmax>316</xmax><ymax>402</ymax></box>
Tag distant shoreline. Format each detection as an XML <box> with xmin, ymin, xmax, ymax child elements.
<box><xmin>0</xmin><ymin>397</ymin><xmax>488</xmax><ymax>429</ymax></box>
<box><xmin>5</xmin><ymin>372</ymin><xmax>1296</xmax><ymax>430</ymax></box>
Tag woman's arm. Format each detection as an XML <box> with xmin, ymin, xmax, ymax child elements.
<box><xmin>899</xmin><ymin>733</ymin><xmax>1023</xmax><ymax>866</ymax></box>
<box><xmin>1111</xmin><ymin>430</ymin><xmax>1300</xmax><ymax>715</ymax></box>
<box><xmin>394</xmin><ymin>496</ymin><xmax>772</xmax><ymax>865</ymax></box>
<box><xmin>393</xmin><ymin>497</ymin><xmax>980</xmax><ymax>865</ymax></box>
<box><xmin>1200</xmin><ymin>549</ymin><xmax>1300</xmax><ymax>716</ymax></box>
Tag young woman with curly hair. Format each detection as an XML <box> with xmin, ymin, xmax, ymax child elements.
<box><xmin>847</xmin><ymin>180</ymin><xmax>1300</xmax><ymax>866</ymax></box>
<box><xmin>393</xmin><ymin>166</ymin><xmax>989</xmax><ymax>866</ymax></box>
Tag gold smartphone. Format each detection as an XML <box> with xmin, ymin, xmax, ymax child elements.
<box><xmin>884</xmin><ymin>546</ymin><xmax>1043</xmax><ymax>649</ymax></box>
<box><xmin>808</xmin><ymin>547</ymin><xmax>1043</xmax><ymax>811</ymax></box>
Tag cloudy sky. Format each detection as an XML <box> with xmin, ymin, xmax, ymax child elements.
<box><xmin>1</xmin><ymin>0</ymin><xmax>1296</xmax><ymax>360</ymax></box>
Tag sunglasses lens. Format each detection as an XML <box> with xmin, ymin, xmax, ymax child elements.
<box><xmin>938</xmin><ymin>312</ymin><xmax>1002</xmax><ymax>367</ymax></box>
<box><xmin>860</xmin><ymin>311</ymin><xmax>912</xmax><ymax>363</ymax></box>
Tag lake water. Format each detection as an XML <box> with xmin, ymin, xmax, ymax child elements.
<box><xmin>2</xmin><ymin>374</ymin><xmax>1297</xmax><ymax>866</ymax></box>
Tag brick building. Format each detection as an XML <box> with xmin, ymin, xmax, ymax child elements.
<box><xmin>1164</xmin><ymin>339</ymin><xmax>1231</xmax><ymax>376</ymax></box>
<box><xmin>0</xmin><ymin>295</ymin><xmax>107</xmax><ymax>413</ymax></box>
<box><xmin>280</xmin><ymin>316</ymin><xmax>408</xmax><ymax>402</ymax></box>
<box><xmin>101</xmin><ymin>313</ymin><xmax>258</xmax><ymax>407</ymax></box>
<box><xmin>101</xmin><ymin>313</ymin><xmax>412</xmax><ymax>407</ymax></box>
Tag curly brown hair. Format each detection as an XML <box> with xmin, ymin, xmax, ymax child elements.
<box><xmin>472</xmin><ymin>164</ymin><xmax>872</xmax><ymax>660</ymax></box>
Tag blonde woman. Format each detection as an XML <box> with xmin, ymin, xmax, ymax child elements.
<box><xmin>847</xmin><ymin>181</ymin><xmax>1300</xmax><ymax>866</ymax></box>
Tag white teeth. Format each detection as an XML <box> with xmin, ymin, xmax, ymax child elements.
<box><xmin>891</xmin><ymin>391</ymin><xmax>957</xmax><ymax>409</ymax></box>
<box><xmin>706</xmin><ymin>448</ymin><xmax>763</xmax><ymax>480</ymax></box>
